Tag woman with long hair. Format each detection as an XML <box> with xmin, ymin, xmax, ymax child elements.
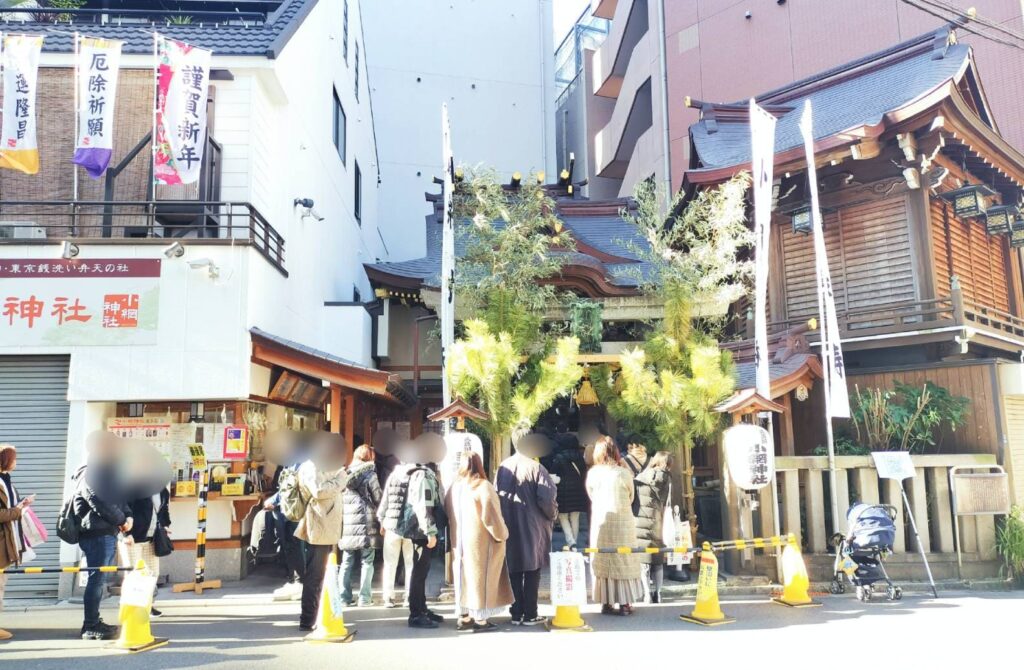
<box><xmin>445</xmin><ymin>451</ymin><xmax>514</xmax><ymax>633</ymax></box>
<box><xmin>339</xmin><ymin>444</ymin><xmax>383</xmax><ymax>606</ymax></box>
<box><xmin>586</xmin><ymin>436</ymin><xmax>645</xmax><ymax>615</ymax></box>
<box><xmin>635</xmin><ymin>451</ymin><xmax>674</xmax><ymax>603</ymax></box>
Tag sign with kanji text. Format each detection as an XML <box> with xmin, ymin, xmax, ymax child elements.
<box><xmin>549</xmin><ymin>551</ymin><xmax>587</xmax><ymax>607</ymax></box>
<box><xmin>188</xmin><ymin>443</ymin><xmax>207</xmax><ymax>470</ymax></box>
<box><xmin>723</xmin><ymin>424</ymin><xmax>774</xmax><ymax>491</ymax></box>
<box><xmin>871</xmin><ymin>452</ymin><xmax>915</xmax><ymax>481</ymax></box>
<box><xmin>0</xmin><ymin>258</ymin><xmax>159</xmax><ymax>346</ymax></box>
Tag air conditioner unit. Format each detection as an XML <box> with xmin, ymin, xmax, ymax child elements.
<box><xmin>0</xmin><ymin>223</ymin><xmax>46</xmax><ymax>239</ymax></box>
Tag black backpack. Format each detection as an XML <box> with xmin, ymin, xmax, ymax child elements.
<box><xmin>248</xmin><ymin>507</ymin><xmax>279</xmax><ymax>559</ymax></box>
<box><xmin>56</xmin><ymin>468</ymin><xmax>85</xmax><ymax>545</ymax></box>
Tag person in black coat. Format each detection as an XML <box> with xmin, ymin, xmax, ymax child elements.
<box><xmin>122</xmin><ymin>487</ymin><xmax>171</xmax><ymax>616</ymax></box>
<box><xmin>548</xmin><ymin>431</ymin><xmax>588</xmax><ymax>549</ymax></box>
<box><xmin>634</xmin><ymin>452</ymin><xmax>673</xmax><ymax>603</ymax></box>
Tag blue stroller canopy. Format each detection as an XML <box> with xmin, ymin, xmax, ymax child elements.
<box><xmin>847</xmin><ymin>503</ymin><xmax>897</xmax><ymax>551</ymax></box>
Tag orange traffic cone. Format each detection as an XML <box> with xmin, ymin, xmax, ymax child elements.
<box><xmin>679</xmin><ymin>543</ymin><xmax>735</xmax><ymax>626</ymax></box>
<box><xmin>305</xmin><ymin>553</ymin><xmax>356</xmax><ymax>643</ymax></box>
<box><xmin>773</xmin><ymin>535</ymin><xmax>821</xmax><ymax>608</ymax></box>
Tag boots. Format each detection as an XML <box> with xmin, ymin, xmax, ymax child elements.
<box><xmin>650</xmin><ymin>591</ymin><xmax>661</xmax><ymax>604</ymax></box>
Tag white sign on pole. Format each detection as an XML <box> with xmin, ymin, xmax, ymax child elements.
<box><xmin>440</xmin><ymin>431</ymin><xmax>483</xmax><ymax>491</ymax></box>
<box><xmin>871</xmin><ymin>452</ymin><xmax>916</xmax><ymax>481</ymax></box>
<box><xmin>439</xmin><ymin>103</ymin><xmax>456</xmax><ymax>407</ymax></box>
<box><xmin>723</xmin><ymin>424</ymin><xmax>774</xmax><ymax>491</ymax></box>
<box><xmin>550</xmin><ymin>551</ymin><xmax>587</xmax><ymax>606</ymax></box>
<box><xmin>749</xmin><ymin>99</ymin><xmax>777</xmax><ymax>402</ymax></box>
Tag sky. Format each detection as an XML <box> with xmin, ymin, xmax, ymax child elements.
<box><xmin>553</xmin><ymin>0</ymin><xmax>592</xmax><ymax>44</ymax></box>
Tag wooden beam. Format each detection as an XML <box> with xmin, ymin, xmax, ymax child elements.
<box><xmin>345</xmin><ymin>393</ymin><xmax>356</xmax><ymax>460</ymax></box>
<box><xmin>779</xmin><ymin>394</ymin><xmax>796</xmax><ymax>456</ymax></box>
<box><xmin>330</xmin><ymin>384</ymin><xmax>342</xmax><ymax>435</ymax></box>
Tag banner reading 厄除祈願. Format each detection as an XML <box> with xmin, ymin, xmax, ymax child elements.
<box><xmin>0</xmin><ymin>258</ymin><xmax>160</xmax><ymax>346</ymax></box>
<box><xmin>73</xmin><ymin>37</ymin><xmax>123</xmax><ymax>179</ymax></box>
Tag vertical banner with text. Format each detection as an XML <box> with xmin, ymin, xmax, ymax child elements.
<box><xmin>73</xmin><ymin>37</ymin><xmax>123</xmax><ymax>178</ymax></box>
<box><xmin>749</xmin><ymin>99</ymin><xmax>777</xmax><ymax>402</ymax></box>
<box><xmin>439</xmin><ymin>103</ymin><xmax>456</xmax><ymax>407</ymax></box>
<box><xmin>154</xmin><ymin>36</ymin><xmax>211</xmax><ymax>186</ymax></box>
<box><xmin>0</xmin><ymin>34</ymin><xmax>44</xmax><ymax>175</ymax></box>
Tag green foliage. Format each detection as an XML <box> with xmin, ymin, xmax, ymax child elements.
<box><xmin>453</xmin><ymin>168</ymin><xmax>573</xmax><ymax>353</ymax></box>
<box><xmin>812</xmin><ymin>435</ymin><xmax>870</xmax><ymax>456</ymax></box>
<box><xmin>996</xmin><ymin>506</ymin><xmax>1024</xmax><ymax>583</ymax></box>
<box><xmin>448</xmin><ymin>320</ymin><xmax>581</xmax><ymax>441</ymax></box>
<box><xmin>569</xmin><ymin>299</ymin><xmax>603</xmax><ymax>353</ymax></box>
<box><xmin>850</xmin><ymin>382</ymin><xmax>970</xmax><ymax>454</ymax></box>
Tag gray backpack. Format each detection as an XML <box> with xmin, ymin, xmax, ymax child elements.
<box><xmin>278</xmin><ymin>467</ymin><xmax>307</xmax><ymax>522</ymax></box>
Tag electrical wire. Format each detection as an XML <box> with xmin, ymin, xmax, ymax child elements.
<box><xmin>900</xmin><ymin>0</ymin><xmax>1024</xmax><ymax>52</ymax></box>
<box><xmin>918</xmin><ymin>0</ymin><xmax>1024</xmax><ymax>42</ymax></box>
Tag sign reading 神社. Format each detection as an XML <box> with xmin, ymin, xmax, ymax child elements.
<box><xmin>0</xmin><ymin>258</ymin><xmax>160</xmax><ymax>346</ymax></box>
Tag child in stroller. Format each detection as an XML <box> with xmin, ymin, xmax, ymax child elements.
<box><xmin>829</xmin><ymin>503</ymin><xmax>903</xmax><ymax>602</ymax></box>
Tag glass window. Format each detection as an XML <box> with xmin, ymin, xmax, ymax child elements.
<box><xmin>354</xmin><ymin>161</ymin><xmax>362</xmax><ymax>224</ymax></box>
<box><xmin>343</xmin><ymin>0</ymin><xmax>349</xmax><ymax>63</ymax></box>
<box><xmin>354</xmin><ymin>43</ymin><xmax>360</xmax><ymax>101</ymax></box>
<box><xmin>333</xmin><ymin>88</ymin><xmax>346</xmax><ymax>164</ymax></box>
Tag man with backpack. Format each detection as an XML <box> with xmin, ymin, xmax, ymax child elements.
<box><xmin>262</xmin><ymin>464</ymin><xmax>306</xmax><ymax>600</ymax></box>
<box><xmin>378</xmin><ymin>435</ymin><xmax>446</xmax><ymax>629</ymax></box>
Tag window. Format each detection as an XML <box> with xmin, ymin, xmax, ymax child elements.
<box><xmin>354</xmin><ymin>43</ymin><xmax>360</xmax><ymax>101</ymax></box>
<box><xmin>353</xmin><ymin>285</ymin><xmax>361</xmax><ymax>303</ymax></box>
<box><xmin>354</xmin><ymin>161</ymin><xmax>362</xmax><ymax>223</ymax></box>
<box><xmin>343</xmin><ymin>0</ymin><xmax>349</xmax><ymax>63</ymax></box>
<box><xmin>333</xmin><ymin>88</ymin><xmax>346</xmax><ymax>163</ymax></box>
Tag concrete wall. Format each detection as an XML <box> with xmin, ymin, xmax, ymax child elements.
<box><xmin>362</xmin><ymin>0</ymin><xmax>557</xmax><ymax>261</ymax></box>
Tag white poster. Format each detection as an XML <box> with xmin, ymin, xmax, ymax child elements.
<box><xmin>73</xmin><ymin>37</ymin><xmax>122</xmax><ymax>178</ymax></box>
<box><xmin>799</xmin><ymin>100</ymin><xmax>851</xmax><ymax>418</ymax></box>
<box><xmin>550</xmin><ymin>551</ymin><xmax>587</xmax><ymax>607</ymax></box>
<box><xmin>440</xmin><ymin>103</ymin><xmax>456</xmax><ymax>406</ymax></box>
<box><xmin>749</xmin><ymin>99</ymin><xmax>777</xmax><ymax>401</ymax></box>
<box><xmin>871</xmin><ymin>452</ymin><xmax>916</xmax><ymax>481</ymax></box>
<box><xmin>0</xmin><ymin>258</ymin><xmax>160</xmax><ymax>346</ymax></box>
<box><xmin>154</xmin><ymin>36</ymin><xmax>211</xmax><ymax>185</ymax></box>
<box><xmin>0</xmin><ymin>34</ymin><xmax>44</xmax><ymax>175</ymax></box>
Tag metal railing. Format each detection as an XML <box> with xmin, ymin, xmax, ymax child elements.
<box><xmin>0</xmin><ymin>200</ymin><xmax>286</xmax><ymax>275</ymax></box>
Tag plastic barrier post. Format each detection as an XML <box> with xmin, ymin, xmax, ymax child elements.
<box><xmin>772</xmin><ymin>535</ymin><xmax>821</xmax><ymax>608</ymax></box>
<box><xmin>305</xmin><ymin>553</ymin><xmax>356</xmax><ymax>643</ymax></box>
<box><xmin>109</xmin><ymin>561</ymin><xmax>168</xmax><ymax>653</ymax></box>
<box><xmin>679</xmin><ymin>543</ymin><xmax>735</xmax><ymax>626</ymax></box>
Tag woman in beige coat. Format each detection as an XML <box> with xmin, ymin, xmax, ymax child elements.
<box><xmin>586</xmin><ymin>436</ymin><xmax>645</xmax><ymax>615</ymax></box>
<box><xmin>445</xmin><ymin>451</ymin><xmax>514</xmax><ymax>633</ymax></box>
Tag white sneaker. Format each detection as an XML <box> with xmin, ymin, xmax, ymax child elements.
<box><xmin>273</xmin><ymin>581</ymin><xmax>302</xmax><ymax>601</ymax></box>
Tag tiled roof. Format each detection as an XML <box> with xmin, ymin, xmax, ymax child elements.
<box><xmin>732</xmin><ymin>353</ymin><xmax>819</xmax><ymax>391</ymax></box>
<box><xmin>13</xmin><ymin>0</ymin><xmax>314</xmax><ymax>57</ymax></box>
<box><xmin>689</xmin><ymin>35</ymin><xmax>972</xmax><ymax>171</ymax></box>
<box><xmin>364</xmin><ymin>204</ymin><xmax>654</xmax><ymax>293</ymax></box>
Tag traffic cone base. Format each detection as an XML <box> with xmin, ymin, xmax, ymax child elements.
<box><xmin>772</xmin><ymin>596</ymin><xmax>822</xmax><ymax>608</ymax></box>
<box><xmin>108</xmin><ymin>637</ymin><xmax>169</xmax><ymax>653</ymax></box>
<box><xmin>305</xmin><ymin>629</ymin><xmax>358</xmax><ymax>644</ymax></box>
<box><xmin>678</xmin><ymin>612</ymin><xmax>736</xmax><ymax>626</ymax></box>
<box><xmin>545</xmin><ymin>605</ymin><xmax>592</xmax><ymax>632</ymax></box>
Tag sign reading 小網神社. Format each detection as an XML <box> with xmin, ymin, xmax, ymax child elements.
<box><xmin>0</xmin><ymin>258</ymin><xmax>160</xmax><ymax>345</ymax></box>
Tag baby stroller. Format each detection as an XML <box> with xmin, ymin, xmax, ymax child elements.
<box><xmin>829</xmin><ymin>503</ymin><xmax>903</xmax><ymax>602</ymax></box>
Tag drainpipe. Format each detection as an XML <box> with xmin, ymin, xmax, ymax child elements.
<box><xmin>656</xmin><ymin>0</ymin><xmax>673</xmax><ymax>206</ymax></box>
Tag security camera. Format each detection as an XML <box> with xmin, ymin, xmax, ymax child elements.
<box><xmin>188</xmin><ymin>258</ymin><xmax>220</xmax><ymax>280</ymax></box>
<box><xmin>61</xmin><ymin>241</ymin><xmax>80</xmax><ymax>259</ymax></box>
<box><xmin>163</xmin><ymin>241</ymin><xmax>184</xmax><ymax>258</ymax></box>
<box><xmin>745</xmin><ymin>10</ymin><xmax>752</xmax><ymax>19</ymax></box>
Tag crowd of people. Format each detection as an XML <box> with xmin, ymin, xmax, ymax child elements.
<box><xmin>0</xmin><ymin>425</ymin><xmax>683</xmax><ymax>641</ymax></box>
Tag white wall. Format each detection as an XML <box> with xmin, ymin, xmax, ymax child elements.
<box><xmin>362</xmin><ymin>0</ymin><xmax>556</xmax><ymax>260</ymax></box>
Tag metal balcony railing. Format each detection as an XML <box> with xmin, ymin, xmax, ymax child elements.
<box><xmin>0</xmin><ymin>200</ymin><xmax>286</xmax><ymax>276</ymax></box>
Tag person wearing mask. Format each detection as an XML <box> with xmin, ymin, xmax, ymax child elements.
<box><xmin>587</xmin><ymin>436</ymin><xmax>644</xmax><ymax>616</ymax></box>
<box><xmin>122</xmin><ymin>485</ymin><xmax>171</xmax><ymax>617</ymax></box>
<box><xmin>548</xmin><ymin>429</ymin><xmax>588</xmax><ymax>551</ymax></box>
<box><xmin>293</xmin><ymin>437</ymin><xmax>348</xmax><ymax>632</ymax></box>
<box><xmin>378</xmin><ymin>435</ymin><xmax>446</xmax><ymax>629</ymax></box>
<box><xmin>339</xmin><ymin>445</ymin><xmax>382</xmax><ymax>607</ymax></box>
<box><xmin>445</xmin><ymin>451</ymin><xmax>513</xmax><ymax>633</ymax></box>
<box><xmin>495</xmin><ymin>432</ymin><xmax>558</xmax><ymax>626</ymax></box>
<box><xmin>0</xmin><ymin>444</ymin><xmax>33</xmax><ymax>641</ymax></box>
<box><xmin>74</xmin><ymin>450</ymin><xmax>132</xmax><ymax>640</ymax></box>
<box><xmin>635</xmin><ymin>451</ymin><xmax>673</xmax><ymax>603</ymax></box>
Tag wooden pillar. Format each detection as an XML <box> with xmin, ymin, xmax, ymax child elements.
<box><xmin>907</xmin><ymin>467</ymin><xmax>931</xmax><ymax>553</ymax></box>
<box><xmin>880</xmin><ymin>478</ymin><xmax>906</xmax><ymax>553</ymax></box>
<box><xmin>362</xmin><ymin>404</ymin><xmax>373</xmax><ymax>447</ymax></box>
<box><xmin>344</xmin><ymin>393</ymin><xmax>355</xmax><ymax>460</ymax></box>
<box><xmin>780</xmin><ymin>470</ymin><xmax>802</xmax><ymax>539</ymax></box>
<box><xmin>927</xmin><ymin>466</ymin><xmax>954</xmax><ymax>552</ymax></box>
<box><xmin>330</xmin><ymin>384</ymin><xmax>342</xmax><ymax>435</ymax></box>
<box><xmin>778</xmin><ymin>395</ymin><xmax>796</xmax><ymax>456</ymax></box>
<box><xmin>801</xmin><ymin>468</ymin><xmax>826</xmax><ymax>553</ymax></box>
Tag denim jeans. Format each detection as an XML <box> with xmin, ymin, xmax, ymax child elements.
<box><xmin>339</xmin><ymin>548</ymin><xmax>376</xmax><ymax>604</ymax></box>
<box><xmin>271</xmin><ymin>510</ymin><xmax>306</xmax><ymax>582</ymax></box>
<box><xmin>80</xmin><ymin>534</ymin><xmax>117</xmax><ymax>628</ymax></box>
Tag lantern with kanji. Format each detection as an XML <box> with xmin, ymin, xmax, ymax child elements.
<box><xmin>723</xmin><ymin>424</ymin><xmax>775</xmax><ymax>491</ymax></box>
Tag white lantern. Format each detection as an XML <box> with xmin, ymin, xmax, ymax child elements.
<box><xmin>723</xmin><ymin>424</ymin><xmax>775</xmax><ymax>491</ymax></box>
<box><xmin>440</xmin><ymin>431</ymin><xmax>484</xmax><ymax>491</ymax></box>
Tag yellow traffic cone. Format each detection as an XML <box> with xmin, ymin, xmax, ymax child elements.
<box><xmin>109</xmin><ymin>561</ymin><xmax>168</xmax><ymax>652</ymax></box>
<box><xmin>305</xmin><ymin>553</ymin><xmax>356</xmax><ymax>643</ymax></box>
<box><xmin>546</xmin><ymin>550</ymin><xmax>592</xmax><ymax>632</ymax></box>
<box><xmin>773</xmin><ymin>535</ymin><xmax>821</xmax><ymax>608</ymax></box>
<box><xmin>679</xmin><ymin>543</ymin><xmax>735</xmax><ymax>626</ymax></box>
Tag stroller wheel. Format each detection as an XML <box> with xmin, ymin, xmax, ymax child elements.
<box><xmin>829</xmin><ymin>577</ymin><xmax>845</xmax><ymax>595</ymax></box>
<box><xmin>887</xmin><ymin>586</ymin><xmax>903</xmax><ymax>601</ymax></box>
<box><xmin>856</xmin><ymin>585</ymin><xmax>872</xmax><ymax>602</ymax></box>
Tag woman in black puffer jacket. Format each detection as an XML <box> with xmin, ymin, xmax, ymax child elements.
<box><xmin>338</xmin><ymin>445</ymin><xmax>383</xmax><ymax>606</ymax></box>
<box><xmin>634</xmin><ymin>451</ymin><xmax>673</xmax><ymax>603</ymax></box>
<box><xmin>548</xmin><ymin>432</ymin><xmax>589</xmax><ymax>549</ymax></box>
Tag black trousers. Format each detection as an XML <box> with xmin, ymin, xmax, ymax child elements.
<box><xmin>408</xmin><ymin>540</ymin><xmax>434</xmax><ymax>617</ymax></box>
<box><xmin>509</xmin><ymin>569</ymin><xmax>541</xmax><ymax>621</ymax></box>
<box><xmin>300</xmin><ymin>544</ymin><xmax>333</xmax><ymax>627</ymax></box>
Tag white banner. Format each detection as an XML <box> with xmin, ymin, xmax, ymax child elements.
<box><xmin>154</xmin><ymin>36</ymin><xmax>211</xmax><ymax>185</ymax></box>
<box><xmin>0</xmin><ymin>34</ymin><xmax>44</xmax><ymax>175</ymax></box>
<box><xmin>440</xmin><ymin>103</ymin><xmax>456</xmax><ymax>406</ymax></box>
<box><xmin>749</xmin><ymin>99</ymin><xmax>777</xmax><ymax>401</ymax></box>
<box><xmin>798</xmin><ymin>100</ymin><xmax>851</xmax><ymax>418</ymax></box>
<box><xmin>74</xmin><ymin>37</ymin><xmax>122</xmax><ymax>179</ymax></box>
<box><xmin>550</xmin><ymin>551</ymin><xmax>587</xmax><ymax>607</ymax></box>
<box><xmin>0</xmin><ymin>259</ymin><xmax>160</xmax><ymax>346</ymax></box>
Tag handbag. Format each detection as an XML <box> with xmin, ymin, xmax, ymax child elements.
<box><xmin>152</xmin><ymin>524</ymin><xmax>174</xmax><ymax>557</ymax></box>
<box><xmin>22</xmin><ymin>506</ymin><xmax>48</xmax><ymax>547</ymax></box>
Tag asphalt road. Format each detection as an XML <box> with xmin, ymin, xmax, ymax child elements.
<box><xmin>2</xmin><ymin>592</ymin><xmax>1020</xmax><ymax>669</ymax></box>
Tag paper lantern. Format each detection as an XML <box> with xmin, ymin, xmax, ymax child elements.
<box><xmin>723</xmin><ymin>424</ymin><xmax>774</xmax><ymax>491</ymax></box>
